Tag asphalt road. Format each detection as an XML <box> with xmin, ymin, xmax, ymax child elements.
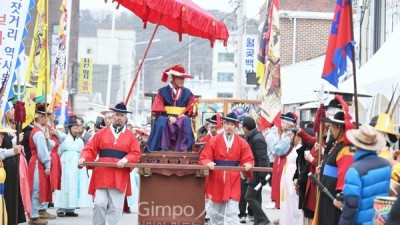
<box><xmin>20</xmin><ymin>185</ymin><xmax>280</xmax><ymax>225</ymax></box>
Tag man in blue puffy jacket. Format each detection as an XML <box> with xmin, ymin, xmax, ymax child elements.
<box><xmin>338</xmin><ymin>124</ymin><xmax>391</xmax><ymax>225</ymax></box>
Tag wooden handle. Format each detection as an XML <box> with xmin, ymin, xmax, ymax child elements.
<box><xmin>82</xmin><ymin>162</ymin><xmax>273</xmax><ymax>172</ymax></box>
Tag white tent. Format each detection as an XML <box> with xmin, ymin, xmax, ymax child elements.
<box><xmin>281</xmin><ymin>56</ymin><xmax>370</xmax><ymax>105</ymax></box>
<box><xmin>358</xmin><ymin>24</ymin><xmax>400</xmax><ymax>100</ymax></box>
<box><xmin>357</xmin><ymin>24</ymin><xmax>400</xmax><ymax>123</ymax></box>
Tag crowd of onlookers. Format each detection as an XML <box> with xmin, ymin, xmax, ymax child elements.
<box><xmin>197</xmin><ymin>96</ymin><xmax>400</xmax><ymax>225</ymax></box>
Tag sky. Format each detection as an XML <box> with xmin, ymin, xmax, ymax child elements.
<box><xmin>79</xmin><ymin>0</ymin><xmax>264</xmax><ymax>20</ymax></box>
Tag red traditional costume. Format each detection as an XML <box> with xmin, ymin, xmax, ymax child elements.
<box><xmin>199</xmin><ymin>133</ymin><xmax>254</xmax><ymax>202</ymax></box>
<box><xmin>28</xmin><ymin>126</ymin><xmax>53</xmax><ymax>203</ymax></box>
<box><xmin>48</xmin><ymin>124</ymin><xmax>62</xmax><ymax>191</ymax></box>
<box><xmin>80</xmin><ymin>126</ymin><xmax>141</xmax><ymax>196</ymax></box>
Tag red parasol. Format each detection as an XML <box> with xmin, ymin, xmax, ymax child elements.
<box><xmin>109</xmin><ymin>0</ymin><xmax>229</xmax><ymax>45</ymax></box>
<box><xmin>105</xmin><ymin>0</ymin><xmax>230</xmax><ymax>104</ymax></box>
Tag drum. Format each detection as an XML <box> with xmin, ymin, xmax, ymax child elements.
<box><xmin>373</xmin><ymin>196</ymin><xmax>397</xmax><ymax>225</ymax></box>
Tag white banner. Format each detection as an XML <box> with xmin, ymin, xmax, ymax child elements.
<box><xmin>0</xmin><ymin>0</ymin><xmax>34</xmax><ymax>115</ymax></box>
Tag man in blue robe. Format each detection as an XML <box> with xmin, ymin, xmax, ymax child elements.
<box><xmin>147</xmin><ymin>65</ymin><xmax>197</xmax><ymax>152</ymax></box>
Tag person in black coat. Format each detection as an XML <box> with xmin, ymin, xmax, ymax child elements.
<box><xmin>241</xmin><ymin>117</ymin><xmax>271</xmax><ymax>225</ymax></box>
<box><xmin>1</xmin><ymin>108</ymin><xmax>27</xmax><ymax>225</ymax></box>
<box><xmin>21</xmin><ymin>121</ymin><xmax>34</xmax><ymax>162</ymax></box>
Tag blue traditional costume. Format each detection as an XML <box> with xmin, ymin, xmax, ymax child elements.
<box><xmin>54</xmin><ymin>116</ymin><xmax>92</xmax><ymax>217</ymax></box>
<box><xmin>147</xmin><ymin>65</ymin><xmax>197</xmax><ymax>152</ymax></box>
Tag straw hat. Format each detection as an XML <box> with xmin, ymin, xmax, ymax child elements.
<box><xmin>346</xmin><ymin>124</ymin><xmax>386</xmax><ymax>151</ymax></box>
<box><xmin>0</xmin><ymin>125</ymin><xmax>16</xmax><ymax>133</ymax></box>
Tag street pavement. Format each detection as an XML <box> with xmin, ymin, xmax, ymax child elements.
<box><xmin>20</xmin><ymin>186</ymin><xmax>280</xmax><ymax>225</ymax></box>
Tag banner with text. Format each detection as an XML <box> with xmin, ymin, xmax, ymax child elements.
<box><xmin>242</xmin><ymin>34</ymin><xmax>259</xmax><ymax>81</ymax></box>
<box><xmin>0</xmin><ymin>0</ymin><xmax>34</xmax><ymax>116</ymax></box>
<box><xmin>79</xmin><ymin>57</ymin><xmax>92</xmax><ymax>93</ymax></box>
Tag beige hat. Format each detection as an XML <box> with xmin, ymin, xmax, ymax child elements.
<box><xmin>346</xmin><ymin>124</ymin><xmax>386</xmax><ymax>151</ymax></box>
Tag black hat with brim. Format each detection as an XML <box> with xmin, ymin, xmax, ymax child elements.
<box><xmin>67</xmin><ymin>115</ymin><xmax>79</xmax><ymax>127</ymax></box>
<box><xmin>221</xmin><ymin>112</ymin><xmax>239</xmax><ymax>124</ymax></box>
<box><xmin>324</xmin><ymin>99</ymin><xmax>342</xmax><ymax>110</ymax></box>
<box><xmin>280</xmin><ymin>112</ymin><xmax>297</xmax><ymax>124</ymax></box>
<box><xmin>109</xmin><ymin>102</ymin><xmax>132</xmax><ymax>114</ymax></box>
<box><xmin>35</xmin><ymin>103</ymin><xmax>52</xmax><ymax>116</ymax></box>
<box><xmin>206</xmin><ymin>115</ymin><xmax>218</xmax><ymax>124</ymax></box>
<box><xmin>95</xmin><ymin>116</ymin><xmax>106</xmax><ymax>129</ymax></box>
<box><xmin>321</xmin><ymin>111</ymin><xmax>345</xmax><ymax>125</ymax></box>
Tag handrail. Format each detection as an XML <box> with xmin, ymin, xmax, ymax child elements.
<box><xmin>83</xmin><ymin>162</ymin><xmax>273</xmax><ymax>172</ymax></box>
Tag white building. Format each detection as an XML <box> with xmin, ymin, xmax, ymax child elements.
<box><xmin>77</xmin><ymin>29</ymin><xmax>137</xmax><ymax>120</ymax></box>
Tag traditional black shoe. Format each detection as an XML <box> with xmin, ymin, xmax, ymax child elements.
<box><xmin>57</xmin><ymin>212</ymin><xmax>65</xmax><ymax>217</ymax></box>
<box><xmin>65</xmin><ymin>212</ymin><xmax>79</xmax><ymax>217</ymax></box>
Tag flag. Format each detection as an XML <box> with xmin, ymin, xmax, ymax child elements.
<box><xmin>260</xmin><ymin>0</ymin><xmax>281</xmax><ymax>128</ymax></box>
<box><xmin>321</xmin><ymin>0</ymin><xmax>354</xmax><ymax>88</ymax></box>
<box><xmin>50</xmin><ymin>0</ymin><xmax>70</xmax><ymax>112</ymax></box>
<box><xmin>24</xmin><ymin>0</ymin><xmax>49</xmax><ymax>127</ymax></box>
<box><xmin>0</xmin><ymin>0</ymin><xmax>34</xmax><ymax>118</ymax></box>
<box><xmin>255</xmin><ymin>0</ymin><xmax>272</xmax><ymax>83</ymax></box>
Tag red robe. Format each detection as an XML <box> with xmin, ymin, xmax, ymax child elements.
<box><xmin>28</xmin><ymin>126</ymin><xmax>53</xmax><ymax>203</ymax></box>
<box><xmin>199</xmin><ymin>134</ymin><xmax>213</xmax><ymax>143</ymax></box>
<box><xmin>297</xmin><ymin>129</ymin><xmax>319</xmax><ymax>214</ymax></box>
<box><xmin>270</xmin><ymin>148</ymin><xmax>292</xmax><ymax>209</ymax></box>
<box><xmin>80</xmin><ymin>126</ymin><xmax>141</xmax><ymax>196</ymax></box>
<box><xmin>199</xmin><ymin>133</ymin><xmax>254</xmax><ymax>202</ymax></box>
<box><xmin>49</xmin><ymin>125</ymin><xmax>62</xmax><ymax>191</ymax></box>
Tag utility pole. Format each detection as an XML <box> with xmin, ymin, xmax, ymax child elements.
<box><xmin>235</xmin><ymin>0</ymin><xmax>244</xmax><ymax>99</ymax></box>
<box><xmin>373</xmin><ymin>0</ymin><xmax>384</xmax><ymax>53</ymax></box>
<box><xmin>106</xmin><ymin>11</ymin><xmax>116</xmax><ymax>107</ymax></box>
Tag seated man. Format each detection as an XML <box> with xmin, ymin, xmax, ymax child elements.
<box><xmin>147</xmin><ymin>64</ymin><xmax>197</xmax><ymax>152</ymax></box>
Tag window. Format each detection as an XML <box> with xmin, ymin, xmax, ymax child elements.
<box><xmin>217</xmin><ymin>72</ymin><xmax>234</xmax><ymax>82</ymax></box>
<box><xmin>218</xmin><ymin>53</ymin><xmax>234</xmax><ymax>62</ymax></box>
<box><xmin>217</xmin><ymin>93</ymin><xmax>233</xmax><ymax>98</ymax></box>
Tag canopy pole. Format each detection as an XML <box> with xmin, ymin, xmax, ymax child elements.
<box><xmin>349</xmin><ymin>1</ymin><xmax>359</xmax><ymax>128</ymax></box>
<box><xmin>125</xmin><ymin>15</ymin><xmax>162</xmax><ymax>106</ymax></box>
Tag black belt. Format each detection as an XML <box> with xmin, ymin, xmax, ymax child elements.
<box><xmin>215</xmin><ymin>160</ymin><xmax>239</xmax><ymax>166</ymax></box>
<box><xmin>99</xmin><ymin>149</ymin><xmax>127</xmax><ymax>159</ymax></box>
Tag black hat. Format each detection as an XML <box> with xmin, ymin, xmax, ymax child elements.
<box><xmin>241</xmin><ymin>116</ymin><xmax>256</xmax><ymax>130</ymax></box>
<box><xmin>324</xmin><ymin>99</ymin><xmax>342</xmax><ymax>110</ymax></box>
<box><xmin>221</xmin><ymin>112</ymin><xmax>239</xmax><ymax>124</ymax></box>
<box><xmin>280</xmin><ymin>112</ymin><xmax>297</xmax><ymax>125</ymax></box>
<box><xmin>95</xmin><ymin>116</ymin><xmax>106</xmax><ymax>129</ymax></box>
<box><xmin>68</xmin><ymin>115</ymin><xmax>79</xmax><ymax>127</ymax></box>
<box><xmin>206</xmin><ymin>115</ymin><xmax>218</xmax><ymax>124</ymax></box>
<box><xmin>322</xmin><ymin>111</ymin><xmax>345</xmax><ymax>126</ymax></box>
<box><xmin>369</xmin><ymin>115</ymin><xmax>379</xmax><ymax>127</ymax></box>
<box><xmin>109</xmin><ymin>102</ymin><xmax>132</xmax><ymax>114</ymax></box>
<box><xmin>35</xmin><ymin>103</ymin><xmax>52</xmax><ymax>116</ymax></box>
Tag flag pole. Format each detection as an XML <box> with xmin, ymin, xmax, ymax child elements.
<box><xmin>349</xmin><ymin>0</ymin><xmax>359</xmax><ymax>128</ymax></box>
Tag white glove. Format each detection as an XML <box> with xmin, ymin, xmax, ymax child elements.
<box><xmin>304</xmin><ymin>152</ymin><xmax>315</xmax><ymax>163</ymax></box>
<box><xmin>117</xmin><ymin>157</ymin><xmax>128</xmax><ymax>168</ymax></box>
<box><xmin>78</xmin><ymin>158</ymin><xmax>85</xmax><ymax>168</ymax></box>
<box><xmin>207</xmin><ymin>162</ymin><xmax>216</xmax><ymax>170</ymax></box>
<box><xmin>244</xmin><ymin>163</ymin><xmax>252</xmax><ymax>171</ymax></box>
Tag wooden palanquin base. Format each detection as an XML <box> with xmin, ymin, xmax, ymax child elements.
<box><xmin>138</xmin><ymin>152</ymin><xmax>206</xmax><ymax>225</ymax></box>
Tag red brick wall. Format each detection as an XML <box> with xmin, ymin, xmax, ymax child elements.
<box><xmin>280</xmin><ymin>18</ymin><xmax>332</xmax><ymax>65</ymax></box>
<box><xmin>280</xmin><ymin>0</ymin><xmax>336</xmax><ymax>12</ymax></box>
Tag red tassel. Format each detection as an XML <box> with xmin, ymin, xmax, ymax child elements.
<box><xmin>216</xmin><ymin>114</ymin><xmax>222</xmax><ymax>129</ymax></box>
<box><xmin>14</xmin><ymin>101</ymin><xmax>26</xmax><ymax>123</ymax></box>
<box><xmin>313</xmin><ymin>103</ymin><xmax>326</xmax><ymax>134</ymax></box>
<box><xmin>334</xmin><ymin>95</ymin><xmax>354</xmax><ymax>145</ymax></box>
